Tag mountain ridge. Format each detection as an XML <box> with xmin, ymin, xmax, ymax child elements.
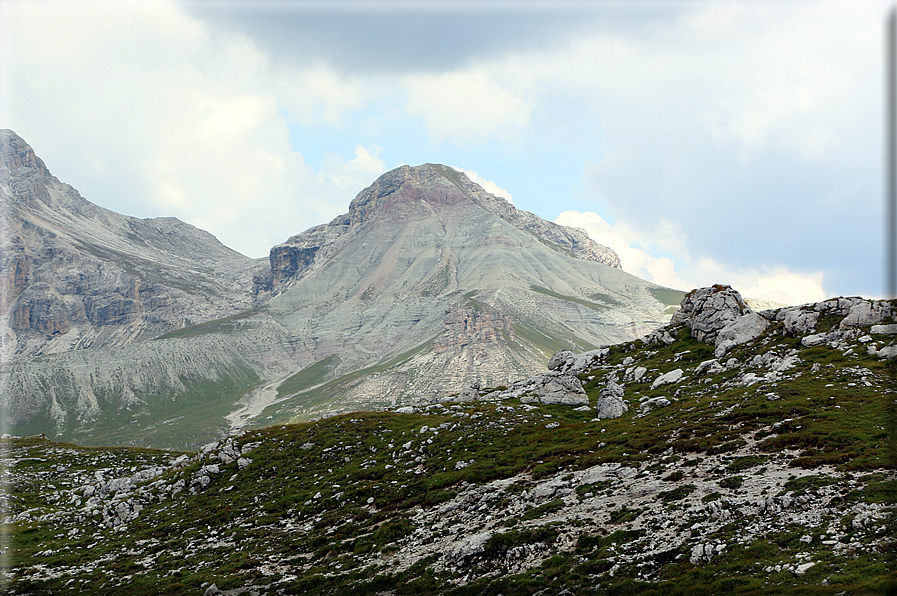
<box><xmin>0</xmin><ymin>129</ymin><xmax>263</xmax><ymax>360</ymax></box>
<box><xmin>252</xmin><ymin>162</ymin><xmax>621</xmax><ymax>304</ymax></box>
<box><xmin>1</xmin><ymin>130</ymin><xmax>676</xmax><ymax>450</ymax></box>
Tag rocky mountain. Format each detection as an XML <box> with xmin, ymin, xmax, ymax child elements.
<box><xmin>251</xmin><ymin>163</ymin><xmax>621</xmax><ymax>304</ymax></box>
<box><xmin>1</xmin><ymin>132</ymin><xmax>679</xmax><ymax>450</ymax></box>
<box><xmin>3</xmin><ymin>286</ymin><xmax>894</xmax><ymax>595</ymax></box>
<box><xmin>0</xmin><ymin>129</ymin><xmax>262</xmax><ymax>361</ymax></box>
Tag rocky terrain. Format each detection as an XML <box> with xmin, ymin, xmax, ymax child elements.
<box><xmin>2</xmin><ymin>132</ymin><xmax>678</xmax><ymax>450</ymax></box>
<box><xmin>2</xmin><ymin>286</ymin><xmax>893</xmax><ymax>595</ymax></box>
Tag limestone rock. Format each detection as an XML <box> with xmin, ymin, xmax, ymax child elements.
<box><xmin>547</xmin><ymin>350</ymin><xmax>575</xmax><ymax>371</ymax></box>
<box><xmin>547</xmin><ymin>348</ymin><xmax>609</xmax><ymax>374</ymax></box>
<box><xmin>716</xmin><ymin>312</ymin><xmax>769</xmax><ymax>348</ymax></box>
<box><xmin>694</xmin><ymin>359</ymin><xmax>724</xmax><ymax>377</ymax></box>
<box><xmin>519</xmin><ymin>374</ymin><xmax>588</xmax><ymax>406</ymax></box>
<box><xmin>640</xmin><ymin>328</ymin><xmax>675</xmax><ymax>346</ymax></box>
<box><xmin>871</xmin><ymin>324</ymin><xmax>897</xmax><ymax>335</ymax></box>
<box><xmin>454</xmin><ymin>382</ymin><xmax>481</xmax><ymax>402</ymax></box>
<box><xmin>671</xmin><ymin>285</ymin><xmax>750</xmax><ymax>343</ymax></box>
<box><xmin>801</xmin><ymin>334</ymin><xmax>828</xmax><ymax>348</ymax></box>
<box><xmin>778</xmin><ymin>308</ymin><xmax>820</xmax><ymax>336</ymax></box>
<box><xmin>839</xmin><ymin>301</ymin><xmax>892</xmax><ymax>328</ymax></box>
<box><xmin>639</xmin><ymin>397</ymin><xmax>671</xmax><ymax>414</ymax></box>
<box><xmin>595</xmin><ymin>380</ymin><xmax>628</xmax><ymax>419</ymax></box>
<box><xmin>650</xmin><ymin>369</ymin><xmax>684</xmax><ymax>390</ymax></box>
<box><xmin>445</xmin><ymin>530</ymin><xmax>492</xmax><ymax>566</ymax></box>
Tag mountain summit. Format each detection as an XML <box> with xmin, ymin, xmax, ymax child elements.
<box><xmin>252</xmin><ymin>163</ymin><xmax>620</xmax><ymax>303</ymax></box>
<box><xmin>1</xmin><ymin>133</ymin><xmax>680</xmax><ymax>449</ymax></box>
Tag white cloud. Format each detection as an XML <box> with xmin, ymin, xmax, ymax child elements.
<box><xmin>402</xmin><ymin>68</ymin><xmax>532</xmax><ymax>144</ymax></box>
<box><xmin>556</xmin><ymin>211</ymin><xmax>827</xmax><ymax>306</ymax></box>
<box><xmin>2</xmin><ymin>0</ymin><xmax>883</xmax><ymax>298</ymax></box>
<box><xmin>3</xmin><ymin>0</ymin><xmax>372</xmax><ymax>257</ymax></box>
<box><xmin>317</xmin><ymin>144</ymin><xmax>385</xmax><ymax>191</ymax></box>
<box><xmin>456</xmin><ymin>168</ymin><xmax>514</xmax><ymax>204</ymax></box>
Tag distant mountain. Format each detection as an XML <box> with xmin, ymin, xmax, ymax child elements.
<box><xmin>1</xmin><ymin>132</ymin><xmax>681</xmax><ymax>449</ymax></box>
<box><xmin>0</xmin><ymin>129</ymin><xmax>262</xmax><ymax>360</ymax></box>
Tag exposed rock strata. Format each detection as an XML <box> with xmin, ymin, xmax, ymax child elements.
<box><xmin>0</xmin><ymin>129</ymin><xmax>261</xmax><ymax>360</ymax></box>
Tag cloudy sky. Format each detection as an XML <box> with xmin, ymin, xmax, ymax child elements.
<box><xmin>1</xmin><ymin>0</ymin><xmax>890</xmax><ymax>305</ymax></box>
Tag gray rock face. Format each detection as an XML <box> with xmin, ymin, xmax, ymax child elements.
<box><xmin>518</xmin><ymin>374</ymin><xmax>588</xmax><ymax>406</ymax></box>
<box><xmin>871</xmin><ymin>324</ymin><xmax>897</xmax><ymax>335</ymax></box>
<box><xmin>639</xmin><ymin>396</ymin><xmax>671</xmax><ymax>414</ymax></box>
<box><xmin>0</xmin><ymin>129</ymin><xmax>261</xmax><ymax>361</ymax></box>
<box><xmin>839</xmin><ymin>301</ymin><xmax>892</xmax><ymax>328</ymax></box>
<box><xmin>595</xmin><ymin>380</ymin><xmax>628</xmax><ymax>419</ymax></box>
<box><xmin>650</xmin><ymin>368</ymin><xmax>684</xmax><ymax>390</ymax></box>
<box><xmin>670</xmin><ymin>285</ymin><xmax>750</xmax><ymax>343</ymax></box>
<box><xmin>546</xmin><ymin>348</ymin><xmax>610</xmax><ymax>375</ymax></box>
<box><xmin>714</xmin><ymin>312</ymin><xmax>770</xmax><ymax>357</ymax></box>
<box><xmin>779</xmin><ymin>308</ymin><xmax>820</xmax><ymax>336</ymax></box>
<box><xmin>453</xmin><ymin>383</ymin><xmax>481</xmax><ymax>403</ymax></box>
<box><xmin>252</xmin><ymin>164</ymin><xmax>622</xmax><ymax>303</ymax></box>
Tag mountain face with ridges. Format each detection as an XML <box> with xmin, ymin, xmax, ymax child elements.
<box><xmin>0</xmin><ymin>129</ymin><xmax>263</xmax><ymax>361</ymax></box>
<box><xmin>1</xmin><ymin>132</ymin><xmax>680</xmax><ymax>450</ymax></box>
<box><xmin>252</xmin><ymin>163</ymin><xmax>621</xmax><ymax>304</ymax></box>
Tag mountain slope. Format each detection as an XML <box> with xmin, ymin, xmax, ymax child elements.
<box><xmin>0</xmin><ymin>129</ymin><xmax>262</xmax><ymax>360</ymax></box>
<box><xmin>1</xmin><ymin>138</ymin><xmax>680</xmax><ymax>450</ymax></box>
<box><xmin>3</xmin><ymin>288</ymin><xmax>893</xmax><ymax>594</ymax></box>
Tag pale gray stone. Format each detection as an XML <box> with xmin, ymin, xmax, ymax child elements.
<box><xmin>715</xmin><ymin>312</ymin><xmax>769</xmax><ymax>353</ymax></box>
<box><xmin>778</xmin><ymin>308</ymin><xmax>820</xmax><ymax>336</ymax></box>
<box><xmin>671</xmin><ymin>285</ymin><xmax>750</xmax><ymax>343</ymax></box>
<box><xmin>596</xmin><ymin>396</ymin><xmax>628</xmax><ymax>419</ymax></box>
<box><xmin>801</xmin><ymin>334</ymin><xmax>827</xmax><ymax>347</ymax></box>
<box><xmin>651</xmin><ymin>368</ymin><xmax>684</xmax><ymax>390</ymax></box>
<box><xmin>840</xmin><ymin>301</ymin><xmax>892</xmax><ymax>328</ymax></box>
<box><xmin>871</xmin><ymin>324</ymin><xmax>897</xmax><ymax>335</ymax></box>
<box><xmin>454</xmin><ymin>382</ymin><xmax>481</xmax><ymax>402</ymax></box>
<box><xmin>639</xmin><ymin>397</ymin><xmax>671</xmax><ymax>413</ymax></box>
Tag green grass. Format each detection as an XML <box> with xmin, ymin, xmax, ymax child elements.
<box><xmin>153</xmin><ymin>307</ymin><xmax>266</xmax><ymax>340</ymax></box>
<box><xmin>530</xmin><ymin>285</ymin><xmax>609</xmax><ymax>312</ymax></box>
<box><xmin>648</xmin><ymin>287</ymin><xmax>686</xmax><ymax>307</ymax></box>
<box><xmin>277</xmin><ymin>354</ymin><xmax>342</xmax><ymax>398</ymax></box>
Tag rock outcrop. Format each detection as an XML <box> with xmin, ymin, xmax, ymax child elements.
<box><xmin>670</xmin><ymin>284</ymin><xmax>750</xmax><ymax>343</ymax></box>
<box><xmin>595</xmin><ymin>380</ymin><xmax>628</xmax><ymax>418</ymax></box>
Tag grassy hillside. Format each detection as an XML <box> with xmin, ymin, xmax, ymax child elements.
<box><xmin>2</xmin><ymin>299</ymin><xmax>894</xmax><ymax>595</ymax></box>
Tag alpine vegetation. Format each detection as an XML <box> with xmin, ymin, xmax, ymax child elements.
<box><xmin>3</xmin><ymin>286</ymin><xmax>894</xmax><ymax>595</ymax></box>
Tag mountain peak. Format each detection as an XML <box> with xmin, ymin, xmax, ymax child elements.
<box><xmin>255</xmin><ymin>164</ymin><xmax>622</xmax><ymax>302</ymax></box>
<box><xmin>1</xmin><ymin>129</ymin><xmax>50</xmax><ymax>177</ymax></box>
<box><xmin>346</xmin><ymin>163</ymin><xmax>490</xmax><ymax>225</ymax></box>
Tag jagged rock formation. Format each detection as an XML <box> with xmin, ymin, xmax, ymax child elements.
<box><xmin>3</xmin><ymin>287</ymin><xmax>894</xmax><ymax>594</ymax></box>
<box><xmin>432</xmin><ymin>307</ymin><xmax>515</xmax><ymax>353</ymax></box>
<box><xmin>669</xmin><ymin>284</ymin><xmax>750</xmax><ymax>342</ymax></box>
<box><xmin>0</xmin><ymin>129</ymin><xmax>262</xmax><ymax>360</ymax></box>
<box><xmin>2</xmin><ymin>140</ymin><xmax>678</xmax><ymax>449</ymax></box>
